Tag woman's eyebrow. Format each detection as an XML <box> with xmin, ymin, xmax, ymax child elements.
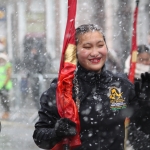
<box><xmin>83</xmin><ymin>40</ymin><xmax>104</xmax><ymax>44</ymax></box>
<box><xmin>83</xmin><ymin>43</ymin><xmax>91</xmax><ymax>45</ymax></box>
<box><xmin>97</xmin><ymin>40</ymin><xmax>104</xmax><ymax>43</ymax></box>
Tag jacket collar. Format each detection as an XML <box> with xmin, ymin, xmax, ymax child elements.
<box><xmin>75</xmin><ymin>62</ymin><xmax>112</xmax><ymax>84</ymax></box>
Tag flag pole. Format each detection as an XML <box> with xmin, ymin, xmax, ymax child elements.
<box><xmin>128</xmin><ymin>0</ymin><xmax>139</xmax><ymax>83</ymax></box>
<box><xmin>124</xmin><ymin>117</ymin><xmax>130</xmax><ymax>150</ymax></box>
<box><xmin>124</xmin><ymin>1</ymin><xmax>139</xmax><ymax>150</ymax></box>
<box><xmin>54</xmin><ymin>0</ymin><xmax>81</xmax><ymax>150</ymax></box>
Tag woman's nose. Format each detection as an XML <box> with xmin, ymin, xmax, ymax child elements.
<box><xmin>90</xmin><ymin>48</ymin><xmax>99</xmax><ymax>57</ymax></box>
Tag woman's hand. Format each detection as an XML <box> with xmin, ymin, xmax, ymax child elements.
<box><xmin>54</xmin><ymin>118</ymin><xmax>77</xmax><ymax>138</ymax></box>
<box><xmin>134</xmin><ymin>72</ymin><xmax>150</xmax><ymax>105</ymax></box>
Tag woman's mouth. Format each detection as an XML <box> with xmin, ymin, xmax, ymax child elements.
<box><xmin>89</xmin><ymin>58</ymin><xmax>101</xmax><ymax>64</ymax></box>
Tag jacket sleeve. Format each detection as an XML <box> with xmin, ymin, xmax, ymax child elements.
<box><xmin>33</xmin><ymin>78</ymin><xmax>63</xmax><ymax>149</ymax></box>
<box><xmin>128</xmin><ymin>122</ymin><xmax>150</xmax><ymax>150</ymax></box>
<box><xmin>129</xmin><ymin>84</ymin><xmax>150</xmax><ymax>136</ymax></box>
<box><xmin>131</xmin><ymin>103</ymin><xmax>150</xmax><ymax>134</ymax></box>
<box><xmin>129</xmin><ymin>100</ymin><xmax>150</xmax><ymax>149</ymax></box>
<box><xmin>128</xmin><ymin>83</ymin><xmax>150</xmax><ymax>149</ymax></box>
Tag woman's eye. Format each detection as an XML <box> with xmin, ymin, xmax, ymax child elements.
<box><xmin>83</xmin><ymin>46</ymin><xmax>91</xmax><ymax>49</ymax></box>
<box><xmin>98</xmin><ymin>45</ymin><xmax>103</xmax><ymax>47</ymax></box>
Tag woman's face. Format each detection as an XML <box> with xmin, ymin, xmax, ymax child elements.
<box><xmin>137</xmin><ymin>52</ymin><xmax>150</xmax><ymax>65</ymax></box>
<box><xmin>76</xmin><ymin>31</ymin><xmax>108</xmax><ymax>72</ymax></box>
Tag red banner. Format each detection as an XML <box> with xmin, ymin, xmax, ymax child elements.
<box><xmin>53</xmin><ymin>0</ymin><xmax>81</xmax><ymax>149</ymax></box>
<box><xmin>128</xmin><ymin>1</ymin><xmax>139</xmax><ymax>83</ymax></box>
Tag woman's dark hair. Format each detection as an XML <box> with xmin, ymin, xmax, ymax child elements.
<box><xmin>75</xmin><ymin>24</ymin><xmax>106</xmax><ymax>45</ymax></box>
<box><xmin>137</xmin><ymin>44</ymin><xmax>149</xmax><ymax>54</ymax></box>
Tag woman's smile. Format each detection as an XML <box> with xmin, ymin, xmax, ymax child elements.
<box><xmin>89</xmin><ymin>57</ymin><xmax>101</xmax><ymax>64</ymax></box>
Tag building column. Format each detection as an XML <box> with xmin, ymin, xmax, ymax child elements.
<box><xmin>59</xmin><ymin>0</ymin><xmax>67</xmax><ymax>51</ymax></box>
<box><xmin>17</xmin><ymin>0</ymin><xmax>26</xmax><ymax>59</ymax></box>
<box><xmin>137</xmin><ymin>0</ymin><xmax>149</xmax><ymax>44</ymax></box>
<box><xmin>6</xmin><ymin>4</ymin><xmax>13</xmax><ymax>60</ymax></box>
<box><xmin>105</xmin><ymin>1</ymin><xmax>113</xmax><ymax>49</ymax></box>
<box><xmin>45</xmin><ymin>0</ymin><xmax>56</xmax><ymax>59</ymax></box>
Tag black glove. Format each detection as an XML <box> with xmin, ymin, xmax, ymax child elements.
<box><xmin>134</xmin><ymin>72</ymin><xmax>150</xmax><ymax>105</ymax></box>
<box><xmin>133</xmin><ymin>72</ymin><xmax>150</xmax><ymax>135</ymax></box>
<box><xmin>54</xmin><ymin>118</ymin><xmax>77</xmax><ymax>138</ymax></box>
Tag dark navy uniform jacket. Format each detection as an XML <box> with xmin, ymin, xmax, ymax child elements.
<box><xmin>33</xmin><ymin>64</ymin><xmax>150</xmax><ymax>150</ymax></box>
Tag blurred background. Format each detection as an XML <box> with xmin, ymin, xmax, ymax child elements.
<box><xmin>0</xmin><ymin>0</ymin><xmax>150</xmax><ymax>150</ymax></box>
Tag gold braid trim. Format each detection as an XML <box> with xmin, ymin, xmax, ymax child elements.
<box><xmin>131</xmin><ymin>51</ymin><xmax>137</xmax><ymax>62</ymax></box>
<box><xmin>65</xmin><ymin>44</ymin><xmax>77</xmax><ymax>65</ymax></box>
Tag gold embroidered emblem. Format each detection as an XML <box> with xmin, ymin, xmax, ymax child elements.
<box><xmin>108</xmin><ymin>87</ymin><xmax>127</xmax><ymax>111</ymax></box>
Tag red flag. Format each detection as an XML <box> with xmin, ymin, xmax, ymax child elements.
<box><xmin>53</xmin><ymin>0</ymin><xmax>81</xmax><ymax>149</ymax></box>
<box><xmin>128</xmin><ymin>0</ymin><xmax>139</xmax><ymax>83</ymax></box>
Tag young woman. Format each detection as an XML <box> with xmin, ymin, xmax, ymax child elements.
<box><xmin>33</xmin><ymin>24</ymin><xmax>150</xmax><ymax>150</ymax></box>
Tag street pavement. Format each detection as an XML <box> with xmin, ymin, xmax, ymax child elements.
<box><xmin>0</xmin><ymin>120</ymin><xmax>40</xmax><ymax>150</ymax></box>
<box><xmin>0</xmin><ymin>100</ymin><xmax>41</xmax><ymax>150</ymax></box>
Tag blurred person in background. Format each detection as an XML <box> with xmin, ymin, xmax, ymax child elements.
<box><xmin>22</xmin><ymin>38</ymin><xmax>46</xmax><ymax>109</ymax></box>
<box><xmin>124</xmin><ymin>44</ymin><xmax>150</xmax><ymax>81</ymax></box>
<box><xmin>20</xmin><ymin>69</ymin><xmax>29</xmax><ymax>104</ymax></box>
<box><xmin>124</xmin><ymin>44</ymin><xmax>150</xmax><ymax>149</ymax></box>
<box><xmin>0</xmin><ymin>53</ymin><xmax>12</xmax><ymax>119</ymax></box>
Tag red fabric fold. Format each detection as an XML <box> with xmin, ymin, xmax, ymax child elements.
<box><xmin>53</xmin><ymin>0</ymin><xmax>81</xmax><ymax>149</ymax></box>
